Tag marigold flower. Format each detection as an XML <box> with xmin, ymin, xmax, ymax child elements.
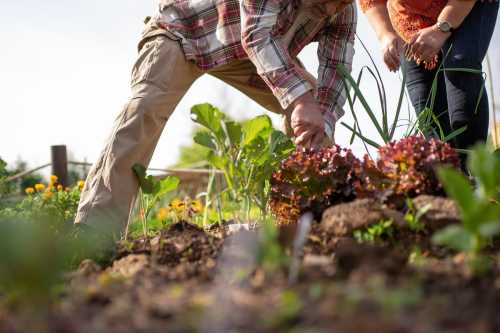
<box><xmin>170</xmin><ymin>198</ymin><xmax>186</xmax><ymax>213</ymax></box>
<box><xmin>77</xmin><ymin>180</ymin><xmax>85</xmax><ymax>190</ymax></box>
<box><xmin>49</xmin><ymin>175</ymin><xmax>58</xmax><ymax>185</ymax></box>
<box><xmin>191</xmin><ymin>200</ymin><xmax>204</xmax><ymax>214</ymax></box>
<box><xmin>25</xmin><ymin>187</ymin><xmax>35</xmax><ymax>195</ymax></box>
<box><xmin>57</xmin><ymin>185</ymin><xmax>64</xmax><ymax>192</ymax></box>
<box><xmin>34</xmin><ymin>184</ymin><xmax>46</xmax><ymax>192</ymax></box>
<box><xmin>156</xmin><ymin>208</ymin><xmax>169</xmax><ymax>221</ymax></box>
<box><xmin>42</xmin><ymin>191</ymin><xmax>54</xmax><ymax>200</ymax></box>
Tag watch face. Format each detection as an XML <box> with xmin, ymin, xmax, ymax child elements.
<box><xmin>438</xmin><ymin>21</ymin><xmax>452</xmax><ymax>32</ymax></box>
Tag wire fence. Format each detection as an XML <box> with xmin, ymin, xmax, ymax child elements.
<box><xmin>4</xmin><ymin>145</ymin><xmax>221</xmax><ymax>187</ymax></box>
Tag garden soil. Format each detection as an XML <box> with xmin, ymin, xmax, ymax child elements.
<box><xmin>1</xmin><ymin>196</ymin><xmax>499</xmax><ymax>333</ymax></box>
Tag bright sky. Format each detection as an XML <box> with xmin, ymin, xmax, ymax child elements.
<box><xmin>1</xmin><ymin>1</ymin><xmax>499</xmax><ymax>172</ymax></box>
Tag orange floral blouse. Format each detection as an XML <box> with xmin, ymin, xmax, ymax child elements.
<box><xmin>359</xmin><ymin>0</ymin><xmax>447</xmax><ymax>43</ymax></box>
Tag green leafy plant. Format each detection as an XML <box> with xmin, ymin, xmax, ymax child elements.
<box><xmin>132</xmin><ymin>164</ymin><xmax>180</xmax><ymax>237</ymax></box>
<box><xmin>433</xmin><ymin>144</ymin><xmax>500</xmax><ymax>274</ymax></box>
<box><xmin>404</xmin><ymin>198</ymin><xmax>431</xmax><ymax>232</ymax></box>
<box><xmin>269</xmin><ymin>146</ymin><xmax>360</xmax><ymax>224</ymax></box>
<box><xmin>0</xmin><ymin>177</ymin><xmax>83</xmax><ymax>231</ymax></box>
<box><xmin>191</xmin><ymin>103</ymin><xmax>294</xmax><ymax>222</ymax></box>
<box><xmin>353</xmin><ymin>219</ymin><xmax>394</xmax><ymax>244</ymax></box>
<box><xmin>355</xmin><ymin>135</ymin><xmax>460</xmax><ymax>205</ymax></box>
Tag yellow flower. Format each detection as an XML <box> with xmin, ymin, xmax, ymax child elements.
<box><xmin>34</xmin><ymin>184</ymin><xmax>46</xmax><ymax>192</ymax></box>
<box><xmin>156</xmin><ymin>208</ymin><xmax>169</xmax><ymax>221</ymax></box>
<box><xmin>49</xmin><ymin>175</ymin><xmax>58</xmax><ymax>185</ymax></box>
<box><xmin>170</xmin><ymin>198</ymin><xmax>186</xmax><ymax>213</ymax></box>
<box><xmin>191</xmin><ymin>200</ymin><xmax>204</xmax><ymax>214</ymax></box>
<box><xmin>25</xmin><ymin>187</ymin><xmax>35</xmax><ymax>195</ymax></box>
<box><xmin>57</xmin><ymin>185</ymin><xmax>64</xmax><ymax>192</ymax></box>
<box><xmin>42</xmin><ymin>191</ymin><xmax>54</xmax><ymax>200</ymax></box>
<box><xmin>77</xmin><ymin>180</ymin><xmax>85</xmax><ymax>190</ymax></box>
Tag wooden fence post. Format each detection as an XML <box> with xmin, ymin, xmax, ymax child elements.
<box><xmin>51</xmin><ymin>145</ymin><xmax>68</xmax><ymax>187</ymax></box>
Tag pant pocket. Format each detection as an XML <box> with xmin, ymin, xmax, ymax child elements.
<box><xmin>131</xmin><ymin>36</ymin><xmax>164</xmax><ymax>87</ymax></box>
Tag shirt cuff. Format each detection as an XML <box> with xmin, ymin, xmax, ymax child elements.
<box><xmin>259</xmin><ymin>67</ymin><xmax>314</xmax><ymax>110</ymax></box>
<box><xmin>317</xmin><ymin>88</ymin><xmax>345</xmax><ymax>124</ymax></box>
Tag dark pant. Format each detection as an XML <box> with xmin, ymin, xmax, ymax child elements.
<box><xmin>403</xmin><ymin>1</ymin><xmax>499</xmax><ymax>152</ymax></box>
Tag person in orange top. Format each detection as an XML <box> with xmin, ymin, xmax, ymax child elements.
<box><xmin>360</xmin><ymin>0</ymin><xmax>499</xmax><ymax>169</ymax></box>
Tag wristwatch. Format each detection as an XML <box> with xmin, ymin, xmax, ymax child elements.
<box><xmin>436</xmin><ymin>21</ymin><xmax>455</xmax><ymax>33</ymax></box>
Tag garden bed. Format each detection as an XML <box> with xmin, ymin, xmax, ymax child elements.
<box><xmin>1</xmin><ymin>195</ymin><xmax>499</xmax><ymax>333</ymax></box>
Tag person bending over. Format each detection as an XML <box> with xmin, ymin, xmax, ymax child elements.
<box><xmin>75</xmin><ymin>0</ymin><xmax>357</xmax><ymax>236</ymax></box>
<box><xmin>361</xmin><ymin>0</ymin><xmax>498</xmax><ymax>168</ymax></box>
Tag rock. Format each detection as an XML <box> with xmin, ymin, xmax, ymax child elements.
<box><xmin>108</xmin><ymin>254</ymin><xmax>150</xmax><ymax>278</ymax></box>
<box><xmin>77</xmin><ymin>259</ymin><xmax>102</xmax><ymax>277</ymax></box>
<box><xmin>320</xmin><ymin>199</ymin><xmax>405</xmax><ymax>236</ymax></box>
<box><xmin>412</xmin><ymin>195</ymin><xmax>461</xmax><ymax>230</ymax></box>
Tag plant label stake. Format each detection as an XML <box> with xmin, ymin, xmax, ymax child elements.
<box><xmin>288</xmin><ymin>212</ymin><xmax>314</xmax><ymax>285</ymax></box>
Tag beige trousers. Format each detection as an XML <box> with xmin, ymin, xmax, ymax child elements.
<box><xmin>74</xmin><ymin>28</ymin><xmax>291</xmax><ymax>235</ymax></box>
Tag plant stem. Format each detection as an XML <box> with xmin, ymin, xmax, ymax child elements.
<box><xmin>203</xmin><ymin>168</ymin><xmax>216</xmax><ymax>228</ymax></box>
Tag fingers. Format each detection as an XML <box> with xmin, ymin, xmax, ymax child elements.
<box><xmin>384</xmin><ymin>47</ymin><xmax>400</xmax><ymax>72</ymax></box>
<box><xmin>294</xmin><ymin>130</ymin><xmax>315</xmax><ymax>147</ymax></box>
<box><xmin>292</xmin><ymin>124</ymin><xmax>309</xmax><ymax>137</ymax></box>
<box><xmin>311</xmin><ymin>132</ymin><xmax>325</xmax><ymax>148</ymax></box>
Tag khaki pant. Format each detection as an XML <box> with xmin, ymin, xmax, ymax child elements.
<box><xmin>74</xmin><ymin>26</ymin><xmax>293</xmax><ymax>235</ymax></box>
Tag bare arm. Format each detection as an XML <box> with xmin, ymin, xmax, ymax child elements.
<box><xmin>364</xmin><ymin>3</ymin><xmax>405</xmax><ymax>71</ymax></box>
<box><xmin>438</xmin><ymin>0</ymin><xmax>477</xmax><ymax>28</ymax></box>
<box><xmin>409</xmin><ymin>0</ymin><xmax>478</xmax><ymax>62</ymax></box>
<box><xmin>364</xmin><ymin>3</ymin><xmax>395</xmax><ymax>41</ymax></box>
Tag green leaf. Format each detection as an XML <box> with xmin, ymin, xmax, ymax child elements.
<box><xmin>154</xmin><ymin>176</ymin><xmax>180</xmax><ymax>198</ymax></box>
<box><xmin>341</xmin><ymin>122</ymin><xmax>380</xmax><ymax>148</ymax></box>
<box><xmin>437</xmin><ymin>167</ymin><xmax>475</xmax><ymax>216</ymax></box>
<box><xmin>242</xmin><ymin>115</ymin><xmax>272</xmax><ymax>146</ymax></box>
<box><xmin>337</xmin><ymin>64</ymin><xmax>388</xmax><ymax>142</ymax></box>
<box><xmin>432</xmin><ymin>225</ymin><xmax>473</xmax><ymax>252</ymax></box>
<box><xmin>194</xmin><ymin>131</ymin><xmax>217</xmax><ymax>151</ymax></box>
<box><xmin>132</xmin><ymin>163</ymin><xmax>155</xmax><ymax>194</ymax></box>
<box><xmin>190</xmin><ymin>103</ymin><xmax>222</xmax><ymax>135</ymax></box>
<box><xmin>468</xmin><ymin>144</ymin><xmax>500</xmax><ymax>198</ymax></box>
<box><xmin>206</xmin><ymin>151</ymin><xmax>227</xmax><ymax>170</ymax></box>
<box><xmin>443</xmin><ymin>125</ymin><xmax>467</xmax><ymax>143</ymax></box>
<box><xmin>224</xmin><ymin>121</ymin><xmax>243</xmax><ymax>147</ymax></box>
<box><xmin>479</xmin><ymin>222</ymin><xmax>500</xmax><ymax>238</ymax></box>
<box><xmin>269</xmin><ymin>130</ymin><xmax>293</xmax><ymax>155</ymax></box>
<box><xmin>390</xmin><ymin>68</ymin><xmax>406</xmax><ymax>139</ymax></box>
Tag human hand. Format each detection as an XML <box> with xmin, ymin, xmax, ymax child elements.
<box><xmin>290</xmin><ymin>93</ymin><xmax>325</xmax><ymax>148</ymax></box>
<box><xmin>408</xmin><ymin>25</ymin><xmax>451</xmax><ymax>63</ymax></box>
<box><xmin>380</xmin><ymin>32</ymin><xmax>405</xmax><ymax>72</ymax></box>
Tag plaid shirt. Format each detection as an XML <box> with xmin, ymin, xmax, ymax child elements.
<box><xmin>155</xmin><ymin>0</ymin><xmax>356</xmax><ymax>123</ymax></box>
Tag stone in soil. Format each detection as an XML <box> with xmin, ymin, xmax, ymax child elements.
<box><xmin>320</xmin><ymin>198</ymin><xmax>405</xmax><ymax>236</ymax></box>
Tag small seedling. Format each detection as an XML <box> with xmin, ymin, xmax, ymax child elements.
<box><xmin>353</xmin><ymin>219</ymin><xmax>394</xmax><ymax>244</ymax></box>
<box><xmin>404</xmin><ymin>198</ymin><xmax>431</xmax><ymax>232</ymax></box>
<box><xmin>132</xmin><ymin>164</ymin><xmax>179</xmax><ymax>237</ymax></box>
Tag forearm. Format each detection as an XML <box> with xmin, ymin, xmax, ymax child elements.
<box><xmin>438</xmin><ymin>0</ymin><xmax>477</xmax><ymax>28</ymax></box>
<box><xmin>240</xmin><ymin>0</ymin><xmax>314</xmax><ymax>109</ymax></box>
<box><xmin>364</xmin><ymin>4</ymin><xmax>397</xmax><ymax>40</ymax></box>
